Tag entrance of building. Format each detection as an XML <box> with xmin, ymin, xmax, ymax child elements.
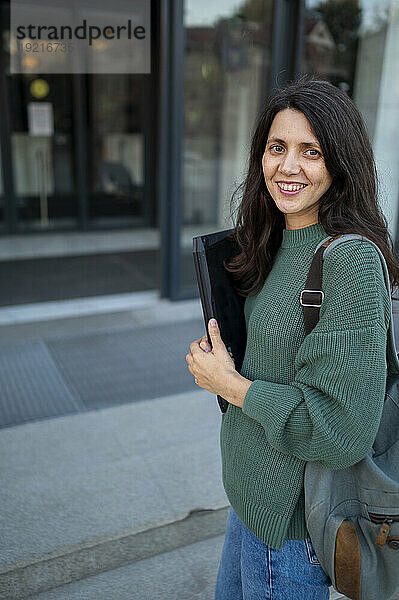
<box><xmin>0</xmin><ymin>1</ymin><xmax>157</xmax><ymax>235</ymax></box>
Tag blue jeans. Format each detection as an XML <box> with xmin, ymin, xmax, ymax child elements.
<box><xmin>215</xmin><ymin>506</ymin><xmax>332</xmax><ymax>600</ymax></box>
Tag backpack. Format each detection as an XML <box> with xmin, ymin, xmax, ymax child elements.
<box><xmin>302</xmin><ymin>233</ymin><xmax>399</xmax><ymax>600</ymax></box>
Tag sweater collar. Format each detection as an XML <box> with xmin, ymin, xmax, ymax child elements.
<box><xmin>280</xmin><ymin>222</ymin><xmax>328</xmax><ymax>248</ymax></box>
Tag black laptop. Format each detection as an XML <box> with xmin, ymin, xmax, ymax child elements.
<box><xmin>192</xmin><ymin>229</ymin><xmax>247</xmax><ymax>413</ymax></box>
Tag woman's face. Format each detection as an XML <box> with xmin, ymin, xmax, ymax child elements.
<box><xmin>262</xmin><ymin>108</ymin><xmax>333</xmax><ymax>229</ymax></box>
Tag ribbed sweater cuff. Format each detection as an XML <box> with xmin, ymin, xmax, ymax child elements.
<box><xmin>242</xmin><ymin>379</ymin><xmax>297</xmax><ymax>428</ymax></box>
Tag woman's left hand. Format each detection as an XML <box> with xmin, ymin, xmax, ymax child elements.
<box><xmin>186</xmin><ymin>318</ymin><xmax>236</xmax><ymax>396</ymax></box>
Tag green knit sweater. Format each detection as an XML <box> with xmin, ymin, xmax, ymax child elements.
<box><xmin>220</xmin><ymin>222</ymin><xmax>391</xmax><ymax>550</ymax></box>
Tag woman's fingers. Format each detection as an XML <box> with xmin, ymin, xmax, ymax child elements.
<box><xmin>197</xmin><ymin>335</ymin><xmax>233</xmax><ymax>357</ymax></box>
<box><xmin>199</xmin><ymin>333</ymin><xmax>212</xmax><ymax>352</ymax></box>
<box><xmin>195</xmin><ymin>333</ymin><xmax>233</xmax><ymax>358</ymax></box>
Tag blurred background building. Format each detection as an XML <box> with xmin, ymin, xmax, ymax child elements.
<box><xmin>0</xmin><ymin>0</ymin><xmax>397</xmax><ymax>305</ymax></box>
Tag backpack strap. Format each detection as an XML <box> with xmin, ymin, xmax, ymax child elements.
<box><xmin>300</xmin><ymin>233</ymin><xmax>399</xmax><ymax>375</ymax></box>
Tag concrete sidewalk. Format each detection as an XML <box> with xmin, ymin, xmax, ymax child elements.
<box><xmin>0</xmin><ymin>386</ymin><xmax>346</xmax><ymax>600</ymax></box>
<box><xmin>0</xmin><ymin>294</ymin><xmax>206</xmax><ymax>429</ymax></box>
<box><xmin>0</xmin><ymin>389</ymin><xmax>229</xmax><ymax>599</ymax></box>
<box><xmin>0</xmin><ymin>294</ymin><xmax>346</xmax><ymax>599</ymax></box>
<box><xmin>26</xmin><ymin>534</ymin><xmax>227</xmax><ymax>600</ymax></box>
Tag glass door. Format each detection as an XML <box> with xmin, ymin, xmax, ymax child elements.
<box><xmin>7</xmin><ymin>73</ymin><xmax>78</xmax><ymax>231</ymax></box>
<box><xmin>87</xmin><ymin>74</ymin><xmax>151</xmax><ymax>228</ymax></box>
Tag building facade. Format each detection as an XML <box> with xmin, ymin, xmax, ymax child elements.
<box><xmin>0</xmin><ymin>0</ymin><xmax>398</xmax><ymax>301</ymax></box>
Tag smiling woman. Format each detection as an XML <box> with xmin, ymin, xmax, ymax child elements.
<box><xmin>262</xmin><ymin>108</ymin><xmax>333</xmax><ymax>229</ymax></box>
<box><xmin>186</xmin><ymin>75</ymin><xmax>399</xmax><ymax>600</ymax></box>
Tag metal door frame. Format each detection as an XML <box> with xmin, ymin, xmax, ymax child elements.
<box><xmin>0</xmin><ymin>0</ymin><xmax>17</xmax><ymax>233</ymax></box>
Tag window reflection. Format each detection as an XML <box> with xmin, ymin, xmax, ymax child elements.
<box><xmin>181</xmin><ymin>0</ymin><xmax>274</xmax><ymax>292</ymax></box>
<box><xmin>88</xmin><ymin>75</ymin><xmax>146</xmax><ymax>227</ymax></box>
<box><xmin>303</xmin><ymin>0</ymin><xmax>398</xmax><ymax>240</ymax></box>
<box><xmin>303</xmin><ymin>0</ymin><xmax>363</xmax><ymax>92</ymax></box>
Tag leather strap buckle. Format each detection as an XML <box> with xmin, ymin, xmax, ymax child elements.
<box><xmin>300</xmin><ymin>289</ymin><xmax>324</xmax><ymax>307</ymax></box>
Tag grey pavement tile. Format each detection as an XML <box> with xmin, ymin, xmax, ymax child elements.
<box><xmin>22</xmin><ymin>534</ymin><xmax>344</xmax><ymax>600</ymax></box>
<box><xmin>0</xmin><ymin>310</ymin><xmax>142</xmax><ymax>343</ymax></box>
<box><xmin>104</xmin><ymin>389</ymin><xmax>222</xmax><ymax>454</ymax></box>
<box><xmin>27</xmin><ymin>534</ymin><xmax>226</xmax><ymax>600</ymax></box>
<box><xmin>145</xmin><ymin>437</ymin><xmax>227</xmax><ymax>513</ymax></box>
<box><xmin>0</xmin><ymin>391</ymin><xmax>225</xmax><ymax>567</ymax></box>
<box><xmin>0</xmin><ymin>317</ymin><xmax>206</xmax><ymax>428</ymax></box>
<box><xmin>0</xmin><ymin>339</ymin><xmax>80</xmax><ymax>429</ymax></box>
<box><xmin>46</xmin><ymin>319</ymin><xmax>205</xmax><ymax>410</ymax></box>
<box><xmin>0</xmin><ymin>452</ymin><xmax>171</xmax><ymax>566</ymax></box>
<box><xmin>0</xmin><ymin>406</ymin><xmax>128</xmax><ymax>478</ymax></box>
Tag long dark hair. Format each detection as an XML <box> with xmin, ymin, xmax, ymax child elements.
<box><xmin>225</xmin><ymin>74</ymin><xmax>399</xmax><ymax>300</ymax></box>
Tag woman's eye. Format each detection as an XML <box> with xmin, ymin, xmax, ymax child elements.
<box><xmin>306</xmin><ymin>149</ymin><xmax>320</xmax><ymax>157</ymax></box>
<box><xmin>270</xmin><ymin>145</ymin><xmax>284</xmax><ymax>153</ymax></box>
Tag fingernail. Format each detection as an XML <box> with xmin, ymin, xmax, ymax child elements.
<box><xmin>210</xmin><ymin>318</ymin><xmax>217</xmax><ymax>327</ymax></box>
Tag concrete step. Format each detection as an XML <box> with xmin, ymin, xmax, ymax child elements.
<box><xmin>0</xmin><ymin>390</ymin><xmax>228</xmax><ymax>599</ymax></box>
<box><xmin>1</xmin><ymin>508</ymin><xmax>229</xmax><ymax>600</ymax></box>
<box><xmin>19</xmin><ymin>534</ymin><xmax>226</xmax><ymax>600</ymax></box>
<box><xmin>23</xmin><ymin>530</ymin><xmax>347</xmax><ymax>600</ymax></box>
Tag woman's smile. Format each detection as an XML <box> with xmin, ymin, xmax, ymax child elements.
<box><xmin>276</xmin><ymin>181</ymin><xmax>308</xmax><ymax>195</ymax></box>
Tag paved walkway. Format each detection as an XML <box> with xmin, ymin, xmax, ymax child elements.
<box><xmin>0</xmin><ymin>293</ymin><xmax>204</xmax><ymax>429</ymax></box>
<box><xmin>0</xmin><ymin>388</ymin><xmax>229</xmax><ymax>599</ymax></box>
<box><xmin>0</xmin><ymin>386</ymin><xmax>345</xmax><ymax>599</ymax></box>
<box><xmin>0</xmin><ymin>294</ymin><xmax>347</xmax><ymax>599</ymax></box>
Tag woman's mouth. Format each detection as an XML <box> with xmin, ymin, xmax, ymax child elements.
<box><xmin>276</xmin><ymin>182</ymin><xmax>308</xmax><ymax>196</ymax></box>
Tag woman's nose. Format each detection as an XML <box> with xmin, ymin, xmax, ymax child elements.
<box><xmin>279</xmin><ymin>152</ymin><xmax>301</xmax><ymax>175</ymax></box>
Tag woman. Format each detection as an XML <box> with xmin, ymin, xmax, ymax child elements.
<box><xmin>185</xmin><ymin>75</ymin><xmax>399</xmax><ymax>599</ymax></box>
